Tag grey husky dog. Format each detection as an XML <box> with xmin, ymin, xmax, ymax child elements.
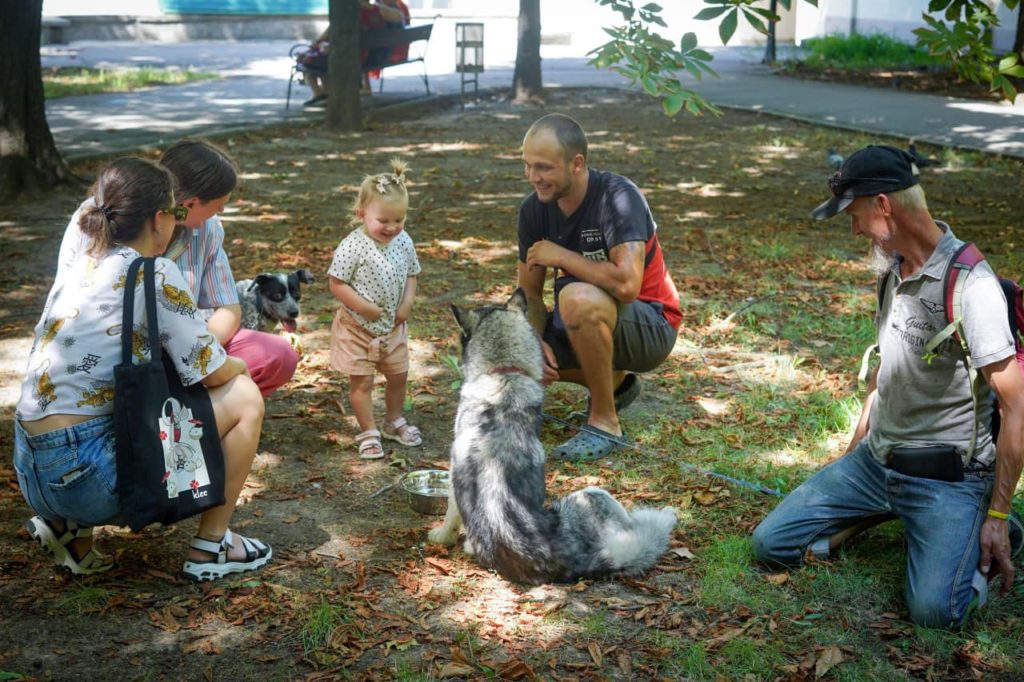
<box><xmin>428</xmin><ymin>289</ymin><xmax>677</xmax><ymax>584</ymax></box>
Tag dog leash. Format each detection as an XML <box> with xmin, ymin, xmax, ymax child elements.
<box><xmin>541</xmin><ymin>411</ymin><xmax>785</xmax><ymax>497</ymax></box>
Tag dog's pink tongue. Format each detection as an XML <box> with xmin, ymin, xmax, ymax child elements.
<box><xmin>282</xmin><ymin>319</ymin><xmax>298</xmax><ymax>333</ymax></box>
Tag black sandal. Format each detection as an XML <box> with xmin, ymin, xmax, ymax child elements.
<box><xmin>25</xmin><ymin>516</ymin><xmax>114</xmax><ymax>575</ymax></box>
<box><xmin>182</xmin><ymin>528</ymin><xmax>272</xmax><ymax>582</ymax></box>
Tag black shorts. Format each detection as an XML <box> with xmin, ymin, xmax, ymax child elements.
<box><xmin>543</xmin><ymin>276</ymin><xmax>677</xmax><ymax>372</ymax></box>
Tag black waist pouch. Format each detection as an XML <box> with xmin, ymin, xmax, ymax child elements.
<box><xmin>887</xmin><ymin>445</ymin><xmax>964</xmax><ymax>482</ymax></box>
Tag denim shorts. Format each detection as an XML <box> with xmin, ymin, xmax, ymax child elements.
<box><xmin>13</xmin><ymin>416</ymin><xmax>125</xmax><ymax>527</ymax></box>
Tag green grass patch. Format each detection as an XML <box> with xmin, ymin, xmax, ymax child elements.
<box><xmin>56</xmin><ymin>585</ymin><xmax>110</xmax><ymax>615</ymax></box>
<box><xmin>699</xmin><ymin>535</ymin><xmax>780</xmax><ymax>611</ymax></box>
<box><xmin>42</xmin><ymin>66</ymin><xmax>218</xmax><ymax>98</ymax></box>
<box><xmin>796</xmin><ymin>32</ymin><xmax>941</xmax><ymax>70</ymax></box>
<box><xmin>300</xmin><ymin>597</ymin><xmax>353</xmax><ymax>654</ymax></box>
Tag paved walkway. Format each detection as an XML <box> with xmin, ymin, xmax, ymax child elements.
<box><xmin>42</xmin><ymin>41</ymin><xmax>1024</xmax><ymax>160</ymax></box>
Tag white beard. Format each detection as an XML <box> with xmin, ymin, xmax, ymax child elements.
<box><xmin>868</xmin><ymin>243</ymin><xmax>898</xmax><ymax>276</ymax></box>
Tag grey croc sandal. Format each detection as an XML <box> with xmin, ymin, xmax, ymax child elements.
<box><xmin>553</xmin><ymin>425</ymin><xmax>629</xmax><ymax>461</ymax></box>
<box><xmin>182</xmin><ymin>528</ymin><xmax>272</xmax><ymax>582</ymax></box>
<box><xmin>25</xmin><ymin>515</ymin><xmax>114</xmax><ymax>576</ymax></box>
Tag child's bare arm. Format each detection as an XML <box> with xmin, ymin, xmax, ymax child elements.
<box><xmin>394</xmin><ymin>276</ymin><xmax>417</xmax><ymax>325</ymax></box>
<box><xmin>329</xmin><ymin>275</ymin><xmax>383</xmax><ymax>321</ymax></box>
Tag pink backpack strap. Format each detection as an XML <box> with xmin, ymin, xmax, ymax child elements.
<box><xmin>942</xmin><ymin>242</ymin><xmax>985</xmax><ymax>333</ymax></box>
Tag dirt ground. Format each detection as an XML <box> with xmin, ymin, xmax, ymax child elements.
<box><xmin>1</xmin><ymin>87</ymin><xmax>1023</xmax><ymax>681</ymax></box>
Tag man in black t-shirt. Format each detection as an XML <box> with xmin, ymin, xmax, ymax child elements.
<box><xmin>517</xmin><ymin>113</ymin><xmax>681</xmax><ymax>460</ymax></box>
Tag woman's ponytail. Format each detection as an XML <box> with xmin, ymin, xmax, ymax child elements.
<box><xmin>79</xmin><ymin>157</ymin><xmax>174</xmax><ymax>257</ymax></box>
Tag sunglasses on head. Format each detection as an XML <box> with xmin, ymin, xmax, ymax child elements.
<box><xmin>828</xmin><ymin>172</ymin><xmax>904</xmax><ymax>196</ymax></box>
<box><xmin>163</xmin><ymin>205</ymin><xmax>189</xmax><ymax>221</ymax></box>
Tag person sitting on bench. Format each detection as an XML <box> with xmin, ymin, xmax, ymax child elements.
<box><xmin>298</xmin><ymin>0</ymin><xmax>408</xmax><ymax>106</ymax></box>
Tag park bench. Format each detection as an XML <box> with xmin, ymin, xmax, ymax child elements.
<box><xmin>285</xmin><ymin>23</ymin><xmax>434</xmax><ymax>110</ymax></box>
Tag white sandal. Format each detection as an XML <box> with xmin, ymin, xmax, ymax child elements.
<box><xmin>25</xmin><ymin>516</ymin><xmax>114</xmax><ymax>576</ymax></box>
<box><xmin>381</xmin><ymin>417</ymin><xmax>422</xmax><ymax>447</ymax></box>
<box><xmin>356</xmin><ymin>429</ymin><xmax>385</xmax><ymax>459</ymax></box>
<box><xmin>182</xmin><ymin>528</ymin><xmax>272</xmax><ymax>582</ymax></box>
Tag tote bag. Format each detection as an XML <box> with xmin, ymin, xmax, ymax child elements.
<box><xmin>113</xmin><ymin>257</ymin><xmax>226</xmax><ymax>532</ymax></box>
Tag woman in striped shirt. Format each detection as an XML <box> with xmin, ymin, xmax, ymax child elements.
<box><xmin>59</xmin><ymin>140</ymin><xmax>299</xmax><ymax>396</ymax></box>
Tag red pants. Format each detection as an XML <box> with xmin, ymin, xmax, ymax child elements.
<box><xmin>223</xmin><ymin>329</ymin><xmax>299</xmax><ymax>396</ymax></box>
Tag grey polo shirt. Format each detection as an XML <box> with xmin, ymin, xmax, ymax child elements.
<box><xmin>867</xmin><ymin>223</ymin><xmax>1015</xmax><ymax>467</ymax></box>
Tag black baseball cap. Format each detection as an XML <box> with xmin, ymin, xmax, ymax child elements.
<box><xmin>811</xmin><ymin>144</ymin><xmax>920</xmax><ymax>220</ymax></box>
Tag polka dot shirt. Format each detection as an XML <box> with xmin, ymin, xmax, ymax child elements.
<box><xmin>328</xmin><ymin>227</ymin><xmax>421</xmax><ymax>337</ymax></box>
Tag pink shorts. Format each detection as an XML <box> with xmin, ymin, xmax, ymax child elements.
<box><xmin>223</xmin><ymin>328</ymin><xmax>299</xmax><ymax>396</ymax></box>
<box><xmin>330</xmin><ymin>308</ymin><xmax>409</xmax><ymax>376</ymax></box>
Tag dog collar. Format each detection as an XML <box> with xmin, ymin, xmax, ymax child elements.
<box><xmin>490</xmin><ymin>366</ymin><xmax>529</xmax><ymax>376</ymax></box>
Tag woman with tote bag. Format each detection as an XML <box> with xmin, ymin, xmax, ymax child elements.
<box><xmin>13</xmin><ymin>157</ymin><xmax>271</xmax><ymax>582</ymax></box>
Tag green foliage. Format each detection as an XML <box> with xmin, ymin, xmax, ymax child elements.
<box><xmin>589</xmin><ymin>0</ymin><xmax>721</xmax><ymax>117</ymax></box>
<box><xmin>589</xmin><ymin>0</ymin><xmax>1020</xmax><ymax>117</ymax></box>
<box><xmin>913</xmin><ymin>0</ymin><xmax>1023</xmax><ymax>101</ymax></box>
<box><xmin>799</xmin><ymin>32</ymin><xmax>942</xmax><ymax>69</ymax></box>
<box><xmin>42</xmin><ymin>66</ymin><xmax>217</xmax><ymax>99</ymax></box>
<box><xmin>439</xmin><ymin>352</ymin><xmax>462</xmax><ymax>390</ymax></box>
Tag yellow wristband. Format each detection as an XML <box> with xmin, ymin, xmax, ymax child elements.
<box><xmin>987</xmin><ymin>508</ymin><xmax>1010</xmax><ymax>520</ymax></box>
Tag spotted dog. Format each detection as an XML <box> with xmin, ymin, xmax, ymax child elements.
<box><xmin>235</xmin><ymin>269</ymin><xmax>315</xmax><ymax>333</ymax></box>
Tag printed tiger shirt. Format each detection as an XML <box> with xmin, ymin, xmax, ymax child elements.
<box><xmin>16</xmin><ymin>247</ymin><xmax>228</xmax><ymax>421</ymax></box>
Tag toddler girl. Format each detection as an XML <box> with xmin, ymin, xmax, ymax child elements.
<box><xmin>328</xmin><ymin>159</ymin><xmax>422</xmax><ymax>459</ymax></box>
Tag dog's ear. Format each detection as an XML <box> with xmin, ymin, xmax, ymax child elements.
<box><xmin>295</xmin><ymin>268</ymin><xmax>315</xmax><ymax>284</ymax></box>
<box><xmin>249</xmin><ymin>275</ymin><xmax>272</xmax><ymax>292</ymax></box>
<box><xmin>450</xmin><ymin>303</ymin><xmax>477</xmax><ymax>336</ymax></box>
<box><xmin>507</xmin><ymin>287</ymin><xmax>529</xmax><ymax>314</ymax></box>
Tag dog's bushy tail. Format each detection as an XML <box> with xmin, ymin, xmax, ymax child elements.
<box><xmin>603</xmin><ymin>506</ymin><xmax>678</xmax><ymax>576</ymax></box>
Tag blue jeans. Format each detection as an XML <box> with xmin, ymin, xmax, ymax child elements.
<box><xmin>13</xmin><ymin>416</ymin><xmax>125</xmax><ymax>527</ymax></box>
<box><xmin>752</xmin><ymin>442</ymin><xmax>993</xmax><ymax>628</ymax></box>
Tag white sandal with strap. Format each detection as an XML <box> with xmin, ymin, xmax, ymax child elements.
<box><xmin>182</xmin><ymin>528</ymin><xmax>272</xmax><ymax>582</ymax></box>
<box><xmin>25</xmin><ymin>516</ymin><xmax>114</xmax><ymax>576</ymax></box>
<box><xmin>381</xmin><ymin>417</ymin><xmax>422</xmax><ymax>447</ymax></box>
<box><xmin>356</xmin><ymin>429</ymin><xmax>385</xmax><ymax>459</ymax></box>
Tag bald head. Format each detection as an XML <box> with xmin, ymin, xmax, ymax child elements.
<box><xmin>524</xmin><ymin>113</ymin><xmax>588</xmax><ymax>163</ymax></box>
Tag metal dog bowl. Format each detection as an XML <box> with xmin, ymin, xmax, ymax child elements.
<box><xmin>400</xmin><ymin>469</ymin><xmax>450</xmax><ymax>515</ymax></box>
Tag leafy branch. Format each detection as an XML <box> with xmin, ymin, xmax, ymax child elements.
<box><xmin>588</xmin><ymin>0</ymin><xmax>722</xmax><ymax>117</ymax></box>
<box><xmin>913</xmin><ymin>0</ymin><xmax>1023</xmax><ymax>102</ymax></box>
<box><xmin>590</xmin><ymin>0</ymin><xmax>1021</xmax><ymax>117</ymax></box>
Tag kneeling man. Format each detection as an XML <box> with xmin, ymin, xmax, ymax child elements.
<box><xmin>753</xmin><ymin>145</ymin><xmax>1023</xmax><ymax>627</ymax></box>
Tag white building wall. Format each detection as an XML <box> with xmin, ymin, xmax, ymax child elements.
<box><xmin>44</xmin><ymin>0</ymin><xmax>162</xmax><ymax>14</ymax></box>
<box><xmin>41</xmin><ymin>0</ymin><xmax>1020</xmax><ymax>55</ymax></box>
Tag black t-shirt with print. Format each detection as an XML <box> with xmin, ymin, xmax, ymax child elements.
<box><xmin>517</xmin><ymin>168</ymin><xmax>682</xmax><ymax>329</ymax></box>
<box><xmin>517</xmin><ymin>168</ymin><xmax>651</xmax><ymax>263</ymax></box>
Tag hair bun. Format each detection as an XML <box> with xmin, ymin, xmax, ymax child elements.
<box><xmin>389</xmin><ymin>157</ymin><xmax>409</xmax><ymax>180</ymax></box>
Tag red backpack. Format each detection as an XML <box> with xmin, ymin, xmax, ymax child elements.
<box><xmin>869</xmin><ymin>242</ymin><xmax>1024</xmax><ymax>456</ymax></box>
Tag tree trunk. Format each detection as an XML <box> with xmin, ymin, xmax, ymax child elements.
<box><xmin>511</xmin><ymin>0</ymin><xmax>543</xmax><ymax>103</ymax></box>
<box><xmin>1014</xmin><ymin>4</ymin><xmax>1024</xmax><ymax>59</ymax></box>
<box><xmin>326</xmin><ymin>0</ymin><xmax>362</xmax><ymax>131</ymax></box>
<box><xmin>762</xmin><ymin>0</ymin><xmax>778</xmax><ymax>65</ymax></box>
<box><xmin>0</xmin><ymin>0</ymin><xmax>73</xmax><ymax>202</ymax></box>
